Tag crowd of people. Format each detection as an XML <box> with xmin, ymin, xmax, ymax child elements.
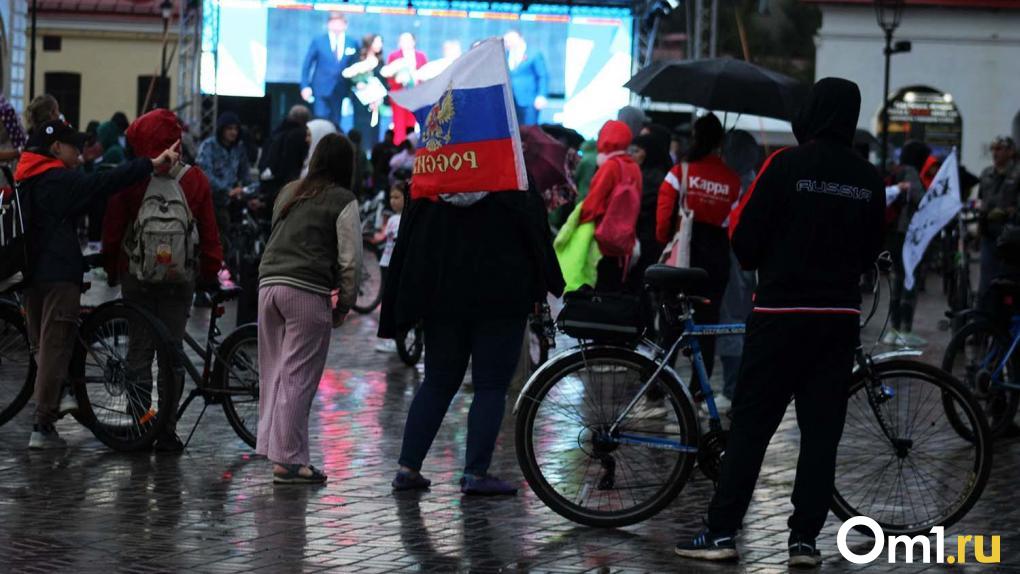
<box><xmin>2</xmin><ymin>44</ymin><xmax>1019</xmax><ymax>568</ymax></box>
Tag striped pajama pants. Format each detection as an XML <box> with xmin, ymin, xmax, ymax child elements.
<box><xmin>256</xmin><ymin>285</ymin><xmax>332</xmax><ymax>466</ymax></box>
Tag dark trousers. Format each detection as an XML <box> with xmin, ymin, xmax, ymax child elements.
<box><xmin>398</xmin><ymin>315</ymin><xmax>527</xmax><ymax>476</ymax></box>
<box><xmin>706</xmin><ymin>313</ymin><xmax>858</xmax><ymax>539</ymax></box>
<box><xmin>889</xmin><ymin>232</ymin><xmax>917</xmax><ymax>332</ymax></box>
<box><xmin>24</xmin><ymin>283</ymin><xmax>80</xmax><ymax>425</ymax></box>
<box><xmin>352</xmin><ymin>102</ymin><xmax>379</xmax><ymax>152</ymax></box>
<box><xmin>122</xmin><ymin>276</ymin><xmax>195</xmax><ymax>435</ymax></box>
<box><xmin>312</xmin><ymin>92</ymin><xmax>343</xmax><ymax>130</ymax></box>
<box><xmin>596</xmin><ymin>256</ymin><xmax>627</xmax><ymax>293</ymax></box>
<box><xmin>515</xmin><ymin>104</ymin><xmax>539</xmax><ymax>126</ymax></box>
<box><xmin>690</xmin><ymin>223</ymin><xmax>730</xmax><ymax>379</ymax></box>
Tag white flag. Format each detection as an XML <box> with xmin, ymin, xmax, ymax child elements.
<box><xmin>902</xmin><ymin>149</ymin><xmax>961</xmax><ymax>291</ymax></box>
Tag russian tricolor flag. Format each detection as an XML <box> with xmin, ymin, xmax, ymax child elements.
<box><xmin>389</xmin><ymin>38</ymin><xmax>528</xmax><ymax>199</ymax></box>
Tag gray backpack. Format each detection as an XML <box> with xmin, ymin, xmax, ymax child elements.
<box><xmin>125</xmin><ymin>164</ymin><xmax>198</xmax><ymax>284</ymax></box>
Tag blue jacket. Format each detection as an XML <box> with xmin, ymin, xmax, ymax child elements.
<box><xmin>509</xmin><ymin>53</ymin><xmax>549</xmax><ymax>108</ymax></box>
<box><xmin>196</xmin><ymin>136</ymin><xmax>252</xmax><ymax>207</ymax></box>
<box><xmin>301</xmin><ymin>33</ymin><xmax>359</xmax><ymax>100</ymax></box>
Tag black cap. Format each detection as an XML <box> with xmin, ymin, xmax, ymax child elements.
<box><xmin>27</xmin><ymin>120</ymin><xmax>87</xmax><ymax>151</ymax></box>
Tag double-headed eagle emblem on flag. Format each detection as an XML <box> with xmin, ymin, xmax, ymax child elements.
<box><xmin>422</xmin><ymin>84</ymin><xmax>455</xmax><ymax>152</ymax></box>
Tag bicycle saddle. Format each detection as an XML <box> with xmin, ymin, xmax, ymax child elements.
<box><xmin>211</xmin><ymin>285</ymin><xmax>244</xmax><ymax>305</ymax></box>
<box><xmin>644</xmin><ymin>265</ymin><xmax>709</xmax><ymax>294</ymax></box>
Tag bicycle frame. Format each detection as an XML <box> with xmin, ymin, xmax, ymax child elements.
<box><xmin>607</xmin><ymin>318</ymin><xmax>745</xmax><ymax>438</ymax></box>
<box><xmin>980</xmin><ymin>315</ymin><xmax>1020</xmax><ymax>392</ymax></box>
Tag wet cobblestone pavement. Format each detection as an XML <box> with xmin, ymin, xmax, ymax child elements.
<box><xmin>1</xmin><ymin>282</ymin><xmax>1018</xmax><ymax>573</ymax></box>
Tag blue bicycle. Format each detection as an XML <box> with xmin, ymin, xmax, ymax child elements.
<box><xmin>515</xmin><ymin>263</ymin><xmax>991</xmax><ymax>535</ymax></box>
<box><xmin>942</xmin><ymin>277</ymin><xmax>1020</xmax><ymax>437</ymax></box>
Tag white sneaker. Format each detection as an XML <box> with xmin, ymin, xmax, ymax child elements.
<box><xmin>29</xmin><ymin>426</ymin><xmax>68</xmax><ymax>450</ymax></box>
<box><xmin>699</xmin><ymin>394</ymin><xmax>732</xmax><ymax>416</ymax></box>
<box><xmin>375</xmin><ymin>340</ymin><xmax>397</xmax><ymax>353</ymax></box>
<box><xmin>881</xmin><ymin>330</ymin><xmax>906</xmax><ymax>346</ymax></box>
<box><xmin>630</xmin><ymin>397</ymin><xmax>670</xmax><ymax>419</ymax></box>
<box><xmin>58</xmin><ymin>393</ymin><xmax>79</xmax><ymax>417</ymax></box>
<box><xmin>900</xmin><ymin>331</ymin><xmax>928</xmax><ymax>347</ymax></box>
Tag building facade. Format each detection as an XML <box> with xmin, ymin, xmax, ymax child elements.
<box><xmin>810</xmin><ymin>0</ymin><xmax>1020</xmax><ymax>171</ymax></box>
<box><xmin>25</xmin><ymin>0</ymin><xmax>179</xmax><ymax>130</ymax></box>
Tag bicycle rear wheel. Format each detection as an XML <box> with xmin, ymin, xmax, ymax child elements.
<box><xmin>832</xmin><ymin>359</ymin><xmax>992</xmax><ymax>537</ymax></box>
<box><xmin>942</xmin><ymin>319</ymin><xmax>1019</xmax><ymax>438</ymax></box>
<box><xmin>353</xmin><ymin>242</ymin><xmax>383</xmax><ymax>314</ymax></box>
<box><xmin>396</xmin><ymin>323</ymin><xmax>423</xmax><ymax>366</ymax></box>
<box><xmin>215</xmin><ymin>323</ymin><xmax>259</xmax><ymax>448</ymax></box>
<box><xmin>70</xmin><ymin>302</ymin><xmax>175</xmax><ymax>451</ymax></box>
<box><xmin>0</xmin><ymin>302</ymin><xmax>35</xmax><ymax>426</ymax></box>
<box><xmin>515</xmin><ymin>346</ymin><xmax>699</xmax><ymax>528</ymax></box>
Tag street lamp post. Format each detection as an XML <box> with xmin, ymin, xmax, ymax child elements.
<box><xmin>875</xmin><ymin>0</ymin><xmax>905</xmax><ymax>175</ymax></box>
<box><xmin>159</xmin><ymin>0</ymin><xmax>174</xmax><ymax>108</ymax></box>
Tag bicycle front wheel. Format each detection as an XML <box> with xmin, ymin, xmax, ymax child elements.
<box><xmin>515</xmin><ymin>346</ymin><xmax>699</xmax><ymax>528</ymax></box>
<box><xmin>0</xmin><ymin>302</ymin><xmax>35</xmax><ymax>427</ymax></box>
<box><xmin>396</xmin><ymin>323</ymin><xmax>423</xmax><ymax>366</ymax></box>
<box><xmin>71</xmin><ymin>302</ymin><xmax>176</xmax><ymax>451</ymax></box>
<box><xmin>353</xmin><ymin>242</ymin><xmax>383</xmax><ymax>314</ymax></box>
<box><xmin>216</xmin><ymin>323</ymin><xmax>259</xmax><ymax>448</ymax></box>
<box><xmin>832</xmin><ymin>359</ymin><xmax>992</xmax><ymax>536</ymax></box>
<box><xmin>942</xmin><ymin>319</ymin><xmax>1019</xmax><ymax>438</ymax></box>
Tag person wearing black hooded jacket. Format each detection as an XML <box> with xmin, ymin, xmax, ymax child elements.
<box><xmin>675</xmin><ymin>78</ymin><xmax>885</xmax><ymax>568</ymax></box>
<box><xmin>379</xmin><ymin>185</ymin><xmax>564</xmax><ymax>495</ymax></box>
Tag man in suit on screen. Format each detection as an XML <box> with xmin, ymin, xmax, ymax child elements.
<box><xmin>300</xmin><ymin>12</ymin><xmax>359</xmax><ymax>128</ymax></box>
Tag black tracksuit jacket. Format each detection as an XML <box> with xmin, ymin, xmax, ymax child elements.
<box><xmin>729</xmin><ymin>78</ymin><xmax>886</xmax><ymax>313</ymax></box>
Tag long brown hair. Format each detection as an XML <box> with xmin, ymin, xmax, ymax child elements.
<box><xmin>280</xmin><ymin>133</ymin><xmax>355</xmax><ymax>219</ymax></box>
<box><xmin>361</xmin><ymin>34</ymin><xmax>381</xmax><ymax>61</ymax></box>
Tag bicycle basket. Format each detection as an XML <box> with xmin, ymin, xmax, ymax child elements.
<box><xmin>557</xmin><ymin>288</ymin><xmax>643</xmax><ymax>342</ymax></box>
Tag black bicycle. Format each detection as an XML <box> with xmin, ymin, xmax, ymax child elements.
<box><xmin>70</xmin><ymin>286</ymin><xmax>259</xmax><ymax>450</ymax></box>
<box><xmin>515</xmin><ymin>258</ymin><xmax>992</xmax><ymax>535</ymax></box>
<box><xmin>0</xmin><ymin>295</ymin><xmax>34</xmax><ymax>426</ymax></box>
<box><xmin>353</xmin><ymin>239</ymin><xmax>383</xmax><ymax>314</ymax></box>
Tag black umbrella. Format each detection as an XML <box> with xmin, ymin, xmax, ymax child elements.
<box><xmin>625</xmin><ymin>58</ymin><xmax>807</xmax><ymax>122</ymax></box>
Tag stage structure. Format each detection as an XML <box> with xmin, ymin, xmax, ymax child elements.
<box><xmin>180</xmin><ymin>0</ymin><xmax>642</xmax><ymax>139</ymax></box>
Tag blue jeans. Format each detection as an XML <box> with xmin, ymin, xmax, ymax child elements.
<box><xmin>398</xmin><ymin>315</ymin><xmax>527</xmax><ymax>476</ymax></box>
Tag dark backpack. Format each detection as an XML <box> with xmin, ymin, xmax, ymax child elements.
<box><xmin>0</xmin><ymin>169</ymin><xmax>31</xmax><ymax>283</ymax></box>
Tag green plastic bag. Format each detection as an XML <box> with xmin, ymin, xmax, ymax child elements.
<box><xmin>554</xmin><ymin>203</ymin><xmax>601</xmax><ymax>292</ymax></box>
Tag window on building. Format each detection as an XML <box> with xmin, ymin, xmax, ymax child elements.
<box><xmin>43</xmin><ymin>72</ymin><xmax>80</xmax><ymax>129</ymax></box>
<box><xmin>42</xmin><ymin>36</ymin><xmax>61</xmax><ymax>52</ymax></box>
<box><xmin>137</xmin><ymin>75</ymin><xmax>171</xmax><ymax>116</ymax></box>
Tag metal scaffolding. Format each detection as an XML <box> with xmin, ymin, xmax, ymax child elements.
<box><xmin>177</xmin><ymin>0</ymin><xmax>217</xmax><ymax>139</ymax></box>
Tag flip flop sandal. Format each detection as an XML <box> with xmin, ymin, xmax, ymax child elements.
<box><xmin>273</xmin><ymin>463</ymin><xmax>327</xmax><ymax>484</ymax></box>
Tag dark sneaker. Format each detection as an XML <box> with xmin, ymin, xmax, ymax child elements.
<box><xmin>460</xmin><ymin>474</ymin><xmax>518</xmax><ymax>496</ymax></box>
<box><xmin>674</xmin><ymin>528</ymin><xmax>738</xmax><ymax>561</ymax></box>
<box><xmin>392</xmin><ymin>470</ymin><xmax>432</xmax><ymax>491</ymax></box>
<box><xmin>789</xmin><ymin>536</ymin><xmax>822</xmax><ymax>569</ymax></box>
<box><xmin>28</xmin><ymin>424</ymin><xmax>68</xmax><ymax>450</ymax></box>
<box><xmin>153</xmin><ymin>433</ymin><xmax>185</xmax><ymax>454</ymax></box>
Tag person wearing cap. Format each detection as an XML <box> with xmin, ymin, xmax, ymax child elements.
<box><xmin>977</xmin><ymin>136</ymin><xmax>1020</xmax><ymax>301</ymax></box>
<box><xmin>196</xmin><ymin>110</ymin><xmax>253</xmax><ymax>251</ymax></box>
<box><xmin>300</xmin><ymin>11</ymin><xmax>359</xmax><ymax>128</ymax></box>
<box><xmin>14</xmin><ymin>119</ymin><xmax>180</xmax><ymax>450</ymax></box>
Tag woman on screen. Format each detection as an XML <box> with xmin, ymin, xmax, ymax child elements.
<box><xmin>343</xmin><ymin>34</ymin><xmax>387</xmax><ymax>152</ymax></box>
<box><xmin>381</xmin><ymin>33</ymin><xmax>427</xmax><ymax>146</ymax></box>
